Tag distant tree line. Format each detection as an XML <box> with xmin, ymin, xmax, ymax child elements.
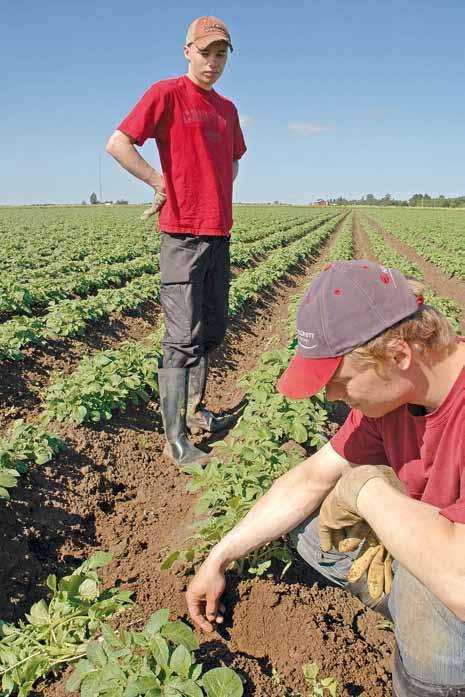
<box><xmin>329</xmin><ymin>193</ymin><xmax>465</xmax><ymax>208</ymax></box>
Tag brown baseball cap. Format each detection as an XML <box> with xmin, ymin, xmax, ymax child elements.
<box><xmin>186</xmin><ymin>16</ymin><xmax>233</xmax><ymax>51</ymax></box>
<box><xmin>277</xmin><ymin>260</ymin><xmax>423</xmax><ymax>399</ymax></box>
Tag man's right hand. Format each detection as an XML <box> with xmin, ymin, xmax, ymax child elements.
<box><xmin>186</xmin><ymin>560</ymin><xmax>227</xmax><ymax>632</ymax></box>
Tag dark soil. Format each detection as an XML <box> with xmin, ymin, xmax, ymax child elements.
<box><xmin>2</xmin><ymin>221</ymin><xmax>396</xmax><ymax>697</ymax></box>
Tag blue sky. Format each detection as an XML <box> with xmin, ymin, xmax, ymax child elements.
<box><xmin>2</xmin><ymin>0</ymin><xmax>464</xmax><ymax>205</ymax></box>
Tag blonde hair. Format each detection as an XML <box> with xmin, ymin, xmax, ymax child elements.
<box><xmin>348</xmin><ymin>279</ymin><xmax>459</xmax><ymax>372</ymax></box>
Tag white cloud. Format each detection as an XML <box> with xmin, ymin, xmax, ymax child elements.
<box><xmin>239</xmin><ymin>113</ymin><xmax>254</xmax><ymax>127</ymax></box>
<box><xmin>288</xmin><ymin>123</ymin><xmax>335</xmax><ymax>136</ymax></box>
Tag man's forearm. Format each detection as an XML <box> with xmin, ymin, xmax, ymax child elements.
<box><xmin>209</xmin><ymin>443</ymin><xmax>348</xmax><ymax>570</ymax></box>
<box><xmin>106</xmin><ymin>130</ymin><xmax>164</xmax><ymax>190</ymax></box>
<box><xmin>358</xmin><ymin>479</ymin><xmax>465</xmax><ymax>619</ymax></box>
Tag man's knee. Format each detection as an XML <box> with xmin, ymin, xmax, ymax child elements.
<box><xmin>390</xmin><ymin>566</ymin><xmax>465</xmax><ymax>686</ymax></box>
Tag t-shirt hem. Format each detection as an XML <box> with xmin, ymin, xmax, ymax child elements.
<box><xmin>159</xmin><ymin>225</ymin><xmax>230</xmax><ymax>236</ymax></box>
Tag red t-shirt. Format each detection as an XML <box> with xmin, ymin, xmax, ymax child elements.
<box><xmin>331</xmin><ymin>366</ymin><xmax>465</xmax><ymax>524</ymax></box>
<box><xmin>117</xmin><ymin>75</ymin><xmax>247</xmax><ymax>236</ymax></box>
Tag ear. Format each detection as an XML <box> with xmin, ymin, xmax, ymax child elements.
<box><xmin>385</xmin><ymin>339</ymin><xmax>412</xmax><ymax>371</ymax></box>
<box><xmin>184</xmin><ymin>44</ymin><xmax>191</xmax><ymax>61</ymax></box>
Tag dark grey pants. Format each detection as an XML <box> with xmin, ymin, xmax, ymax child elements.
<box><xmin>159</xmin><ymin>233</ymin><xmax>230</xmax><ymax>368</ymax></box>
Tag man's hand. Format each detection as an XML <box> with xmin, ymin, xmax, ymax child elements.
<box><xmin>141</xmin><ymin>187</ymin><xmax>167</xmax><ymax>220</ymax></box>
<box><xmin>186</xmin><ymin>560</ymin><xmax>227</xmax><ymax>633</ymax></box>
<box><xmin>319</xmin><ymin>465</ymin><xmax>405</xmax><ymax>599</ymax></box>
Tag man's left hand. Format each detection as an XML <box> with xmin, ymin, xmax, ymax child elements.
<box><xmin>319</xmin><ymin>465</ymin><xmax>405</xmax><ymax>599</ymax></box>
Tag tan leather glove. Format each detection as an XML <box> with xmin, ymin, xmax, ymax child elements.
<box><xmin>319</xmin><ymin>465</ymin><xmax>405</xmax><ymax>599</ymax></box>
<box><xmin>141</xmin><ymin>189</ymin><xmax>167</xmax><ymax>220</ymax></box>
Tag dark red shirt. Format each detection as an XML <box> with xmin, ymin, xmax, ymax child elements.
<box><xmin>331</xmin><ymin>366</ymin><xmax>465</xmax><ymax>524</ymax></box>
<box><xmin>118</xmin><ymin>75</ymin><xmax>247</xmax><ymax>236</ymax></box>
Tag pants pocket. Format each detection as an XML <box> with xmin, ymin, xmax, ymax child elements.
<box><xmin>160</xmin><ymin>284</ymin><xmax>192</xmax><ymax>344</ymax></box>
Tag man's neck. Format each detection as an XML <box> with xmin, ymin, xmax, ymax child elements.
<box><xmin>413</xmin><ymin>341</ymin><xmax>465</xmax><ymax>411</ymax></box>
<box><xmin>186</xmin><ymin>71</ymin><xmax>214</xmax><ymax>91</ymax></box>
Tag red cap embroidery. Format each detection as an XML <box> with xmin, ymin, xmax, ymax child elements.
<box><xmin>417</xmin><ymin>295</ymin><xmax>424</xmax><ymax>307</ymax></box>
<box><xmin>380</xmin><ymin>273</ymin><xmax>390</xmax><ymax>284</ymax></box>
<box><xmin>333</xmin><ymin>288</ymin><xmax>341</xmax><ymax>295</ymax></box>
<box><xmin>323</xmin><ymin>263</ymin><xmax>332</xmax><ymax>271</ymax></box>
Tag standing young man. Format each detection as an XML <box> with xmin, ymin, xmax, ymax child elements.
<box><xmin>186</xmin><ymin>260</ymin><xmax>465</xmax><ymax>696</ymax></box>
<box><xmin>106</xmin><ymin>17</ymin><xmax>246</xmax><ymax>466</ymax></box>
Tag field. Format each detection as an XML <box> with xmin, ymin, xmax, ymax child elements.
<box><xmin>0</xmin><ymin>204</ymin><xmax>464</xmax><ymax>696</ymax></box>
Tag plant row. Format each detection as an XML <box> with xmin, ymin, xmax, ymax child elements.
<box><xmin>0</xmin><ymin>419</ymin><xmax>62</xmax><ymax>500</ymax></box>
<box><xmin>0</xmin><ymin>213</ymin><xmax>345</xmax><ymax>499</ymax></box>
<box><xmin>0</xmin><ymin>215</ymin><xmax>338</xmax><ymax>358</ymax></box>
<box><xmin>40</xmin><ymin>212</ymin><xmax>346</xmax><ymax>427</ymax></box>
<box><xmin>0</xmin><ymin>551</ymin><xmax>243</xmax><ymax>697</ymax></box>
<box><xmin>365</xmin><ymin>210</ymin><xmax>465</xmax><ymax>280</ymax></box>
<box><xmin>360</xmin><ymin>216</ymin><xmax>461</xmax><ymax>328</ymax></box>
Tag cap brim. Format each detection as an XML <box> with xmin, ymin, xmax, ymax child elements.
<box><xmin>277</xmin><ymin>354</ymin><xmax>342</xmax><ymax>399</ymax></box>
<box><xmin>194</xmin><ymin>36</ymin><xmax>233</xmax><ymax>51</ymax></box>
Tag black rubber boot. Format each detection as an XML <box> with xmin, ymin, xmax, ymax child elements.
<box><xmin>158</xmin><ymin>368</ymin><xmax>210</xmax><ymax>466</ymax></box>
<box><xmin>186</xmin><ymin>356</ymin><xmax>236</xmax><ymax>434</ymax></box>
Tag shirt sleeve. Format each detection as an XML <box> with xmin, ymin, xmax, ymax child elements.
<box><xmin>117</xmin><ymin>83</ymin><xmax>168</xmax><ymax>147</ymax></box>
<box><xmin>233</xmin><ymin>110</ymin><xmax>247</xmax><ymax>161</ymax></box>
<box><xmin>330</xmin><ymin>409</ymin><xmax>388</xmax><ymax>465</ymax></box>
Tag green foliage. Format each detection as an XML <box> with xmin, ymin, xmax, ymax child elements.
<box><xmin>67</xmin><ymin>611</ymin><xmax>243</xmax><ymax>697</ymax></box>
<box><xmin>360</xmin><ymin>215</ymin><xmax>461</xmax><ymax>329</ymax></box>
<box><xmin>43</xmin><ymin>338</ymin><xmax>163</xmax><ymax>424</ymax></box>
<box><xmin>302</xmin><ymin>663</ymin><xmax>338</xmax><ymax>697</ymax></box>
<box><xmin>0</xmin><ymin>552</ymin><xmax>134</xmax><ymax>696</ymax></box>
<box><xmin>0</xmin><ymin>419</ymin><xmax>62</xmax><ymax>499</ymax></box>
<box><xmin>163</xmin><ymin>307</ymin><xmax>330</xmax><ymax>575</ymax></box>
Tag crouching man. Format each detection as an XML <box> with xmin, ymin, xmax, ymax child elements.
<box><xmin>186</xmin><ymin>260</ymin><xmax>465</xmax><ymax>696</ymax></box>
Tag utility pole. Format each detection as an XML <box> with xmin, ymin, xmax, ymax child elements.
<box><xmin>99</xmin><ymin>154</ymin><xmax>103</xmax><ymax>202</ymax></box>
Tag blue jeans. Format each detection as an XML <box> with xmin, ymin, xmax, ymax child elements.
<box><xmin>290</xmin><ymin>512</ymin><xmax>465</xmax><ymax>694</ymax></box>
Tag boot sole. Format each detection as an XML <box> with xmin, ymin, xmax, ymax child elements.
<box><xmin>163</xmin><ymin>444</ymin><xmax>210</xmax><ymax>467</ymax></box>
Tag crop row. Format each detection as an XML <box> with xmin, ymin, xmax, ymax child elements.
<box><xmin>0</xmin><ymin>213</ymin><xmax>341</xmax><ymax>361</ymax></box>
<box><xmin>360</xmin><ymin>216</ymin><xmax>461</xmax><ymax>328</ymax></box>
<box><xmin>1</xmin><ymin>211</ymin><xmax>313</xmax><ymax>312</ymax></box>
<box><xmin>41</xmin><ymin>212</ymin><xmax>346</xmax><ymax>426</ymax></box>
<box><xmin>0</xmin><ymin>551</ymin><xmax>242</xmax><ymax>697</ymax></box>
<box><xmin>0</xmin><ymin>420</ymin><xmax>62</xmax><ymax>500</ymax></box>
<box><xmin>325</xmin><ymin>211</ymin><xmax>355</xmax><ymax>261</ymax></box>
<box><xmin>366</xmin><ymin>210</ymin><xmax>465</xmax><ymax>280</ymax></box>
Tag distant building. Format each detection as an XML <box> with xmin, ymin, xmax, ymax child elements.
<box><xmin>313</xmin><ymin>199</ymin><xmax>329</xmax><ymax>206</ymax></box>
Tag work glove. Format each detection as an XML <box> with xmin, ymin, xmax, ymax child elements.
<box><xmin>141</xmin><ymin>189</ymin><xmax>167</xmax><ymax>220</ymax></box>
<box><xmin>319</xmin><ymin>465</ymin><xmax>405</xmax><ymax>599</ymax></box>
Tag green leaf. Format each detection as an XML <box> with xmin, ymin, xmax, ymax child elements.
<box><xmin>145</xmin><ymin>608</ymin><xmax>170</xmax><ymax>635</ymax></box>
<box><xmin>86</xmin><ymin>641</ymin><xmax>107</xmax><ymax>668</ymax></box>
<box><xmin>26</xmin><ymin>599</ymin><xmax>49</xmax><ymax>626</ymax></box>
<box><xmin>79</xmin><ymin>579</ymin><xmax>99</xmax><ymax>601</ymax></box>
<box><xmin>202</xmin><ymin>667</ymin><xmax>243</xmax><ymax>697</ymax></box>
<box><xmin>170</xmin><ymin>644</ymin><xmax>192</xmax><ymax>679</ymax></box>
<box><xmin>162</xmin><ymin>621</ymin><xmax>198</xmax><ymax>652</ymax></box>
<box><xmin>292</xmin><ymin>422</ymin><xmax>308</xmax><ymax>443</ymax></box>
<box><xmin>46</xmin><ymin>574</ymin><xmax>57</xmax><ymax>592</ymax></box>
<box><xmin>87</xmin><ymin>550</ymin><xmax>113</xmax><ymax>570</ymax></box>
<box><xmin>303</xmin><ymin>662</ymin><xmax>319</xmax><ymax>682</ymax></box>
<box><xmin>160</xmin><ymin>551</ymin><xmax>180</xmax><ymax>571</ymax></box>
<box><xmin>66</xmin><ymin>659</ymin><xmax>94</xmax><ymax>692</ymax></box>
<box><xmin>150</xmin><ymin>634</ymin><xmax>170</xmax><ymax>670</ymax></box>
<box><xmin>166</xmin><ymin>678</ymin><xmax>203</xmax><ymax>697</ymax></box>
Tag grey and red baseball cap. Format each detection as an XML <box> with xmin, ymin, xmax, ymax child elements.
<box><xmin>277</xmin><ymin>260</ymin><xmax>423</xmax><ymax>399</ymax></box>
<box><xmin>186</xmin><ymin>16</ymin><xmax>233</xmax><ymax>51</ymax></box>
